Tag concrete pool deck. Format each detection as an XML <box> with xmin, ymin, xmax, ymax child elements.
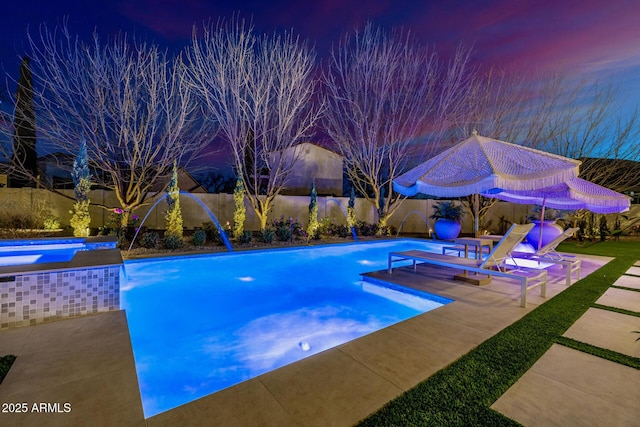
<box><xmin>0</xmin><ymin>253</ymin><xmax>638</xmax><ymax>426</ymax></box>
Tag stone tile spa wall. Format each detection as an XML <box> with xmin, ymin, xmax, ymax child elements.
<box><xmin>0</xmin><ymin>264</ymin><xmax>121</xmax><ymax>329</ymax></box>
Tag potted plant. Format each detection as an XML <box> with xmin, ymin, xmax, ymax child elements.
<box><xmin>430</xmin><ymin>201</ymin><xmax>464</xmax><ymax>240</ymax></box>
<box><xmin>526</xmin><ymin>206</ymin><xmax>564</xmax><ymax>249</ymax></box>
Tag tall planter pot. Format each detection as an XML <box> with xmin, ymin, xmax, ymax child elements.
<box><xmin>526</xmin><ymin>220</ymin><xmax>563</xmax><ymax>249</ymax></box>
<box><xmin>434</xmin><ymin>219</ymin><xmax>461</xmax><ymax>240</ymax></box>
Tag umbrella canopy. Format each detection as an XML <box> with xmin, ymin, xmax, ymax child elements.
<box><xmin>394</xmin><ymin>132</ymin><xmax>581</xmax><ymax>197</ymax></box>
<box><xmin>482</xmin><ymin>177</ymin><xmax>631</xmax><ymax>214</ymax></box>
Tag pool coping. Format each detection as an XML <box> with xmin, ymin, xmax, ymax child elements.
<box><xmin>0</xmin><ymin>250</ymin><xmax>615</xmax><ymax>426</ymax></box>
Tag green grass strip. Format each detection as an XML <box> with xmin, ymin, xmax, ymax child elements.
<box><xmin>611</xmin><ymin>285</ymin><xmax>640</xmax><ymax>292</ymax></box>
<box><xmin>555</xmin><ymin>336</ymin><xmax>640</xmax><ymax>369</ymax></box>
<box><xmin>591</xmin><ymin>303</ymin><xmax>640</xmax><ymax>317</ymax></box>
<box><xmin>357</xmin><ymin>242</ymin><xmax>639</xmax><ymax>427</ymax></box>
<box><xmin>0</xmin><ymin>355</ymin><xmax>16</xmax><ymax>384</ymax></box>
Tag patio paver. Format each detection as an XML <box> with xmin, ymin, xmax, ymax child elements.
<box><xmin>491</xmin><ymin>344</ymin><xmax>640</xmax><ymax>427</ymax></box>
<box><xmin>596</xmin><ymin>287</ymin><xmax>640</xmax><ymax>312</ymax></box>
<box><xmin>563</xmin><ymin>307</ymin><xmax>640</xmax><ymax>357</ymax></box>
<box><xmin>625</xmin><ymin>266</ymin><xmax>640</xmax><ymax>276</ymax></box>
<box><xmin>613</xmin><ymin>274</ymin><xmax>640</xmax><ymax>289</ymax></box>
<box><xmin>0</xmin><ymin>311</ymin><xmax>144</xmax><ymax>427</ymax></box>
<box><xmin>0</xmin><ymin>251</ymin><xmax>616</xmax><ymax>426</ymax></box>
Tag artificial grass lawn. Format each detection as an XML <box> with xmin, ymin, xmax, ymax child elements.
<box><xmin>0</xmin><ymin>355</ymin><xmax>16</xmax><ymax>384</ymax></box>
<box><xmin>357</xmin><ymin>240</ymin><xmax>640</xmax><ymax>427</ymax></box>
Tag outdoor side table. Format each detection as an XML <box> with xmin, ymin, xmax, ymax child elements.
<box><xmin>452</xmin><ymin>237</ymin><xmax>494</xmax><ymax>285</ymax></box>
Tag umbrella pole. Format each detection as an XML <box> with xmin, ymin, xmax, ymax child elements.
<box><xmin>538</xmin><ymin>198</ymin><xmax>546</xmax><ymax>251</ymax></box>
<box><xmin>474</xmin><ymin>193</ymin><xmax>480</xmax><ymax>237</ymax></box>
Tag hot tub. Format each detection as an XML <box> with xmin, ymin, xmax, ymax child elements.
<box><xmin>0</xmin><ymin>236</ymin><xmax>122</xmax><ymax>329</ymax></box>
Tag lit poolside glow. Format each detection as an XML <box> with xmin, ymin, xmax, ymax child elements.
<box><xmin>0</xmin><ymin>254</ymin><xmax>42</xmax><ymax>267</ymax></box>
<box><xmin>121</xmin><ymin>239</ymin><xmax>451</xmax><ymax>417</ymax></box>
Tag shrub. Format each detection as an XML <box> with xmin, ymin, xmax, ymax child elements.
<box><xmin>192</xmin><ymin>229</ymin><xmax>207</xmax><ymax>246</ymax></box>
<box><xmin>165</xmin><ymin>161</ymin><xmax>183</xmax><ymax>240</ymax></box>
<box><xmin>202</xmin><ymin>221</ymin><xmax>220</xmax><ymax>242</ymax></box>
<box><xmin>378</xmin><ymin>225</ymin><xmax>397</xmax><ymax>236</ymax></box>
<box><xmin>317</xmin><ymin>217</ymin><xmax>350</xmax><ymax>238</ymax></box>
<box><xmin>202</xmin><ymin>221</ymin><xmax>231</xmax><ymax>245</ymax></box>
<box><xmin>276</xmin><ymin>225</ymin><xmax>292</xmax><ymax>242</ymax></box>
<box><xmin>271</xmin><ymin>215</ymin><xmax>305</xmax><ymax>240</ymax></box>
<box><xmin>163</xmin><ymin>233</ymin><xmax>183</xmax><ymax>250</ymax></box>
<box><xmin>0</xmin><ymin>204</ymin><xmax>63</xmax><ymax>238</ymax></box>
<box><xmin>355</xmin><ymin>220</ymin><xmax>379</xmax><ymax>236</ymax></box>
<box><xmin>139</xmin><ymin>231</ymin><xmax>159</xmax><ymax>249</ymax></box>
<box><xmin>239</xmin><ymin>230</ymin><xmax>253</xmax><ymax>244</ymax></box>
<box><xmin>43</xmin><ymin>215</ymin><xmax>61</xmax><ymax>230</ymax></box>
<box><xmin>259</xmin><ymin>229</ymin><xmax>274</xmax><ymax>244</ymax></box>
<box><xmin>233</xmin><ymin>178</ymin><xmax>246</xmax><ymax>239</ymax></box>
<box><xmin>307</xmin><ymin>183</ymin><xmax>319</xmax><ymax>239</ymax></box>
<box><xmin>70</xmin><ymin>200</ymin><xmax>91</xmax><ymax>237</ymax></box>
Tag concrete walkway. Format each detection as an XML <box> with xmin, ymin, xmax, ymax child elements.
<box><xmin>1</xmin><ymin>253</ymin><xmax>632</xmax><ymax>426</ymax></box>
<box><xmin>492</xmin><ymin>262</ymin><xmax>640</xmax><ymax>426</ymax></box>
<box><xmin>0</xmin><ymin>311</ymin><xmax>144</xmax><ymax>427</ymax></box>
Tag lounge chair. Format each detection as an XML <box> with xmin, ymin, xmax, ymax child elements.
<box><xmin>511</xmin><ymin>227</ymin><xmax>581</xmax><ymax>286</ymax></box>
<box><xmin>388</xmin><ymin>223</ymin><xmax>547</xmax><ymax>307</ymax></box>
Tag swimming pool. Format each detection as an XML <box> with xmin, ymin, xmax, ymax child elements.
<box><xmin>122</xmin><ymin>239</ymin><xmax>451</xmax><ymax>417</ymax></box>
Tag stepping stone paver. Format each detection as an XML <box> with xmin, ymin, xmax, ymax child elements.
<box><xmin>613</xmin><ymin>274</ymin><xmax>640</xmax><ymax>289</ymax></box>
<box><xmin>492</xmin><ymin>345</ymin><xmax>640</xmax><ymax>427</ymax></box>
<box><xmin>596</xmin><ymin>287</ymin><xmax>640</xmax><ymax>313</ymax></box>
<box><xmin>563</xmin><ymin>307</ymin><xmax>640</xmax><ymax>357</ymax></box>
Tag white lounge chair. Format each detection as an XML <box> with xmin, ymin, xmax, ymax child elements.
<box><xmin>388</xmin><ymin>223</ymin><xmax>547</xmax><ymax>307</ymax></box>
<box><xmin>511</xmin><ymin>227</ymin><xmax>581</xmax><ymax>286</ymax></box>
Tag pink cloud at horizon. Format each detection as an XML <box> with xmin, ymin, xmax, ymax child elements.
<box><xmin>406</xmin><ymin>1</ymin><xmax>640</xmax><ymax>77</ymax></box>
<box><xmin>3</xmin><ymin>0</ymin><xmax>637</xmax><ymax>108</ymax></box>
<box><xmin>115</xmin><ymin>0</ymin><xmax>639</xmax><ymax>83</ymax></box>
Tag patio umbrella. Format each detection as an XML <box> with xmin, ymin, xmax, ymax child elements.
<box><xmin>482</xmin><ymin>177</ymin><xmax>631</xmax><ymax>249</ymax></box>
<box><xmin>482</xmin><ymin>177</ymin><xmax>631</xmax><ymax>215</ymax></box>
<box><xmin>393</xmin><ymin>131</ymin><xmax>582</xmax><ymax>233</ymax></box>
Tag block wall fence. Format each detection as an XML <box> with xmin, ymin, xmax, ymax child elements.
<box><xmin>1</xmin><ymin>188</ymin><xmax>637</xmax><ymax>236</ymax></box>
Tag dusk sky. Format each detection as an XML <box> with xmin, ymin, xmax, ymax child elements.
<box><xmin>1</xmin><ymin>0</ymin><xmax>639</xmax><ymax>153</ymax></box>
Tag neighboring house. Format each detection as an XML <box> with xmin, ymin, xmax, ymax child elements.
<box><xmin>149</xmin><ymin>168</ymin><xmax>208</xmax><ymax>193</ymax></box>
<box><xmin>38</xmin><ymin>152</ymin><xmax>206</xmax><ymax>193</ymax></box>
<box><xmin>38</xmin><ymin>152</ymin><xmax>74</xmax><ymax>188</ymax></box>
<box><xmin>272</xmin><ymin>142</ymin><xmax>344</xmax><ymax>196</ymax></box>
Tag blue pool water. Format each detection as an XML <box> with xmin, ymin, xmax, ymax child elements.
<box><xmin>0</xmin><ymin>242</ymin><xmax>85</xmax><ymax>267</ymax></box>
<box><xmin>122</xmin><ymin>239</ymin><xmax>451</xmax><ymax>417</ymax></box>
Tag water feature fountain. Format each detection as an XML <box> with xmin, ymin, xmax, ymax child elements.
<box><xmin>395</xmin><ymin>210</ymin><xmax>434</xmax><ymax>238</ymax></box>
<box><xmin>128</xmin><ymin>191</ymin><xmax>233</xmax><ymax>252</ymax></box>
<box><xmin>323</xmin><ymin>198</ymin><xmax>358</xmax><ymax>241</ymax></box>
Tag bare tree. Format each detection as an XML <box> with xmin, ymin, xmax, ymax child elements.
<box><xmin>185</xmin><ymin>18</ymin><xmax>321</xmax><ymax>230</ymax></box>
<box><xmin>10</xmin><ymin>57</ymin><xmax>38</xmax><ymax>188</ymax></box>
<box><xmin>465</xmin><ymin>70</ymin><xmax>640</xmax><ymax>192</ymax></box>
<box><xmin>458</xmin><ymin>71</ymin><xmax>640</xmax><ymax>230</ymax></box>
<box><xmin>447</xmin><ymin>68</ymin><xmax>541</xmax><ymax>232</ymax></box>
<box><xmin>322</xmin><ymin>23</ymin><xmax>474</xmax><ymax>231</ymax></box>
<box><xmin>0</xmin><ymin>24</ymin><xmax>215</xmax><ymax>226</ymax></box>
<box><xmin>531</xmin><ymin>78</ymin><xmax>640</xmax><ymax>192</ymax></box>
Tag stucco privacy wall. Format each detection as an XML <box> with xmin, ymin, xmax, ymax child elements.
<box><xmin>1</xmin><ymin>188</ymin><xmax>636</xmax><ymax>235</ymax></box>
